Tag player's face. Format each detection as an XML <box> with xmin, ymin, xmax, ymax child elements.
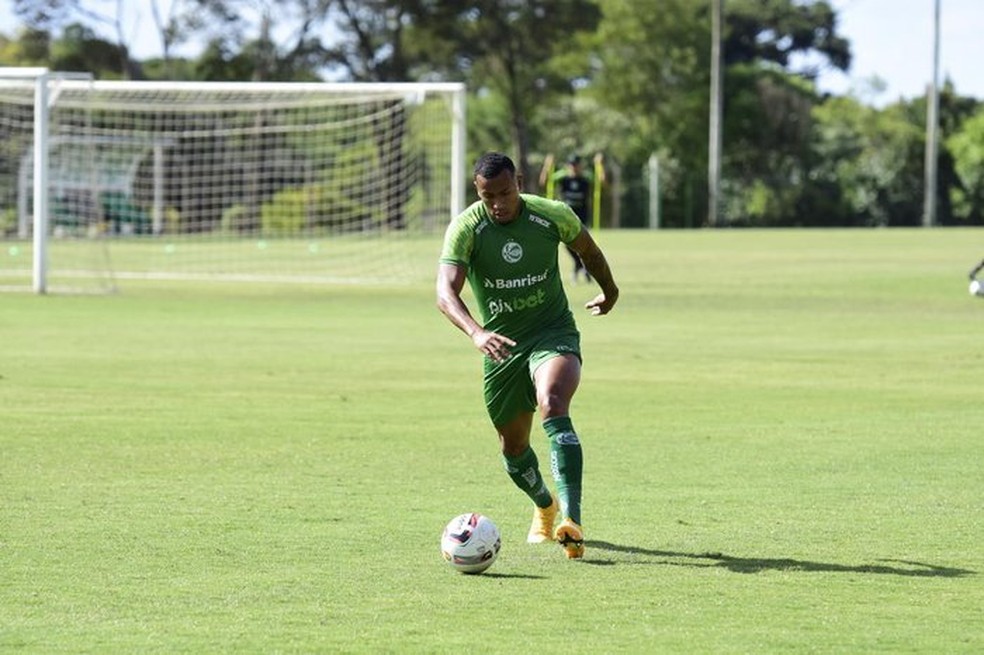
<box><xmin>474</xmin><ymin>170</ymin><xmax>522</xmax><ymax>224</ymax></box>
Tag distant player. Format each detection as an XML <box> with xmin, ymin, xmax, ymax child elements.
<box><xmin>540</xmin><ymin>153</ymin><xmax>606</xmax><ymax>282</ymax></box>
<box><xmin>969</xmin><ymin>258</ymin><xmax>984</xmax><ymax>296</ymax></box>
<box><xmin>436</xmin><ymin>152</ymin><xmax>619</xmax><ymax>559</ymax></box>
<box><xmin>969</xmin><ymin>258</ymin><xmax>984</xmax><ymax>281</ymax></box>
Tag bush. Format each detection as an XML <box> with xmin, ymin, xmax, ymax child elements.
<box><xmin>0</xmin><ymin>207</ymin><xmax>17</xmax><ymax>237</ymax></box>
<box><xmin>260</xmin><ymin>184</ymin><xmax>377</xmax><ymax>236</ymax></box>
<box><xmin>219</xmin><ymin>204</ymin><xmax>247</xmax><ymax>234</ymax></box>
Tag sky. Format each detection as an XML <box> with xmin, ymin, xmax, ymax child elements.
<box><xmin>1</xmin><ymin>0</ymin><xmax>982</xmax><ymax>105</ymax></box>
<box><xmin>820</xmin><ymin>0</ymin><xmax>984</xmax><ymax>104</ymax></box>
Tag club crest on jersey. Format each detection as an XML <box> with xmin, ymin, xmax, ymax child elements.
<box><xmin>501</xmin><ymin>240</ymin><xmax>523</xmax><ymax>264</ymax></box>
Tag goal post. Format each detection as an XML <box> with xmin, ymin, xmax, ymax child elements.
<box><xmin>31</xmin><ymin>68</ymin><xmax>49</xmax><ymax>293</ymax></box>
<box><xmin>0</xmin><ymin>70</ymin><xmax>467</xmax><ymax>292</ymax></box>
<box><xmin>0</xmin><ymin>68</ymin><xmax>104</xmax><ymax>293</ymax></box>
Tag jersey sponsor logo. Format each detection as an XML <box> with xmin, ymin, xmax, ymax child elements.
<box><xmin>486</xmin><ymin>289</ymin><xmax>547</xmax><ymax>318</ymax></box>
<box><xmin>529</xmin><ymin>213</ymin><xmax>551</xmax><ymax>229</ymax></box>
<box><xmin>482</xmin><ymin>268</ymin><xmax>549</xmax><ymax>290</ymax></box>
<box><xmin>502</xmin><ymin>240</ymin><xmax>523</xmax><ymax>263</ymax></box>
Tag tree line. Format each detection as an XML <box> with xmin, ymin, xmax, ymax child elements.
<box><xmin>4</xmin><ymin>0</ymin><xmax>983</xmax><ymax>228</ymax></box>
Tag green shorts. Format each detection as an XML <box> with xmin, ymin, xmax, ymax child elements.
<box><xmin>483</xmin><ymin>327</ymin><xmax>581</xmax><ymax>427</ymax></box>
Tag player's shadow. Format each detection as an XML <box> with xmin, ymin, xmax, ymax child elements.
<box><xmin>585</xmin><ymin>540</ymin><xmax>975</xmax><ymax>578</ymax></box>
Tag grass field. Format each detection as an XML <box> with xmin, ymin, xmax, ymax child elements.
<box><xmin>2</xmin><ymin>228</ymin><xmax>983</xmax><ymax>653</ymax></box>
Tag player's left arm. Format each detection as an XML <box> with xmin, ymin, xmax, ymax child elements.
<box><xmin>568</xmin><ymin>228</ymin><xmax>619</xmax><ymax>316</ymax></box>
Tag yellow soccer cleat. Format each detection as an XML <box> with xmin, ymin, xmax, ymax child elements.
<box><xmin>527</xmin><ymin>495</ymin><xmax>559</xmax><ymax>544</ymax></box>
<box><xmin>554</xmin><ymin>519</ymin><xmax>585</xmax><ymax>559</ymax></box>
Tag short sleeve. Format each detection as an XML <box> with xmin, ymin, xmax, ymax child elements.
<box><xmin>439</xmin><ymin>216</ymin><xmax>474</xmax><ymax>266</ymax></box>
<box><xmin>554</xmin><ymin>203</ymin><xmax>584</xmax><ymax>244</ymax></box>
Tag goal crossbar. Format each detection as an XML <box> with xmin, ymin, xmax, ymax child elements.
<box><xmin>0</xmin><ymin>69</ymin><xmax>467</xmax><ymax>293</ymax></box>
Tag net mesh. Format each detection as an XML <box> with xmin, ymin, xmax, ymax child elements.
<box><xmin>0</xmin><ymin>76</ymin><xmax>462</xmax><ymax>290</ymax></box>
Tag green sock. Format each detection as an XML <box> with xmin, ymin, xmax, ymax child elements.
<box><xmin>502</xmin><ymin>446</ymin><xmax>554</xmax><ymax>508</ymax></box>
<box><xmin>543</xmin><ymin>416</ymin><xmax>583</xmax><ymax>524</ymax></box>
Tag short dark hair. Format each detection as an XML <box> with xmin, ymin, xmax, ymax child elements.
<box><xmin>473</xmin><ymin>152</ymin><xmax>516</xmax><ymax>179</ymax></box>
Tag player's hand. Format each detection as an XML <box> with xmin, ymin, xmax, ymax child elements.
<box><xmin>585</xmin><ymin>290</ymin><xmax>618</xmax><ymax>316</ymax></box>
<box><xmin>472</xmin><ymin>329</ymin><xmax>517</xmax><ymax>363</ymax></box>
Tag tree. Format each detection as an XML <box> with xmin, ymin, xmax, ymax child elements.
<box><xmin>13</xmin><ymin>0</ymin><xmax>139</xmax><ymax>77</ymax></box>
<box><xmin>50</xmin><ymin>23</ymin><xmax>129</xmax><ymax>76</ymax></box>
<box><xmin>0</xmin><ymin>21</ymin><xmax>129</xmax><ymax>78</ymax></box>
<box><xmin>717</xmin><ymin>0</ymin><xmax>850</xmax><ymax>225</ymax></box>
<box><xmin>722</xmin><ymin>64</ymin><xmax>829</xmax><ymax>226</ymax></box>
<box><xmin>323</xmin><ymin>0</ymin><xmax>422</xmax><ymax>81</ymax></box>
<box><xmin>147</xmin><ymin>0</ymin><xmax>210</xmax><ymax>78</ymax></box>
<box><xmin>588</xmin><ymin>0</ymin><xmax>851</xmax><ymax>226</ymax></box>
<box><xmin>811</xmin><ymin>95</ymin><xmax>924</xmax><ymax>226</ymax></box>
<box><xmin>404</xmin><ymin>0</ymin><xmax>602</xmax><ymax>186</ymax></box>
<box><xmin>588</xmin><ymin>0</ymin><xmax>709</xmax><ymax>226</ymax></box>
<box><xmin>0</xmin><ymin>27</ymin><xmax>52</xmax><ymax>66</ymax></box>
<box><xmin>723</xmin><ymin>0</ymin><xmax>849</xmax><ymax>73</ymax></box>
<box><xmin>947</xmin><ymin>106</ymin><xmax>984</xmax><ymax>224</ymax></box>
<box><xmin>187</xmin><ymin>0</ymin><xmax>333</xmax><ymax>81</ymax></box>
<box><xmin>191</xmin><ymin>38</ymin><xmax>264</xmax><ymax>81</ymax></box>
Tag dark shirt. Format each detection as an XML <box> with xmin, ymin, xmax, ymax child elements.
<box><xmin>556</xmin><ymin>173</ymin><xmax>590</xmax><ymax>223</ymax></box>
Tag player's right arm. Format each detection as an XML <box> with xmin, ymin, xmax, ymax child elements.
<box><xmin>436</xmin><ymin>263</ymin><xmax>516</xmax><ymax>363</ymax></box>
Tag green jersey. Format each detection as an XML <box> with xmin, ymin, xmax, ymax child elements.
<box><xmin>440</xmin><ymin>194</ymin><xmax>583</xmax><ymax>342</ymax></box>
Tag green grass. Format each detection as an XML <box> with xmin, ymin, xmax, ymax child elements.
<box><xmin>2</xmin><ymin>228</ymin><xmax>983</xmax><ymax>653</ymax></box>
<box><xmin>1</xmin><ymin>232</ymin><xmax>446</xmax><ymax>289</ymax></box>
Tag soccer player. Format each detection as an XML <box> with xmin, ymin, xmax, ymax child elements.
<box><xmin>969</xmin><ymin>258</ymin><xmax>984</xmax><ymax>281</ymax></box>
<box><xmin>436</xmin><ymin>152</ymin><xmax>619</xmax><ymax>559</ymax></box>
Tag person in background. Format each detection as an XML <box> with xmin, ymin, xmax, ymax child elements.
<box><xmin>539</xmin><ymin>153</ymin><xmax>605</xmax><ymax>283</ymax></box>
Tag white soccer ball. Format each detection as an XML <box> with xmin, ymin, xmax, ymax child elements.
<box><xmin>970</xmin><ymin>279</ymin><xmax>983</xmax><ymax>296</ymax></box>
<box><xmin>440</xmin><ymin>513</ymin><xmax>501</xmax><ymax>574</ymax></box>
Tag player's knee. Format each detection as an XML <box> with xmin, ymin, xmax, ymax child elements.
<box><xmin>499</xmin><ymin>439</ymin><xmax>528</xmax><ymax>458</ymax></box>
<box><xmin>497</xmin><ymin>429</ymin><xmax>530</xmax><ymax>458</ymax></box>
<box><xmin>537</xmin><ymin>392</ymin><xmax>570</xmax><ymax>418</ymax></box>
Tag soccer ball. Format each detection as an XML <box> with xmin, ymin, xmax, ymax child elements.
<box><xmin>440</xmin><ymin>513</ymin><xmax>501</xmax><ymax>574</ymax></box>
<box><xmin>970</xmin><ymin>279</ymin><xmax>983</xmax><ymax>296</ymax></box>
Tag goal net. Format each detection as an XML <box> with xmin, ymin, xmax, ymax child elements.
<box><xmin>0</xmin><ymin>69</ymin><xmax>115</xmax><ymax>293</ymax></box>
<box><xmin>0</xmin><ymin>69</ymin><xmax>466</xmax><ymax>292</ymax></box>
